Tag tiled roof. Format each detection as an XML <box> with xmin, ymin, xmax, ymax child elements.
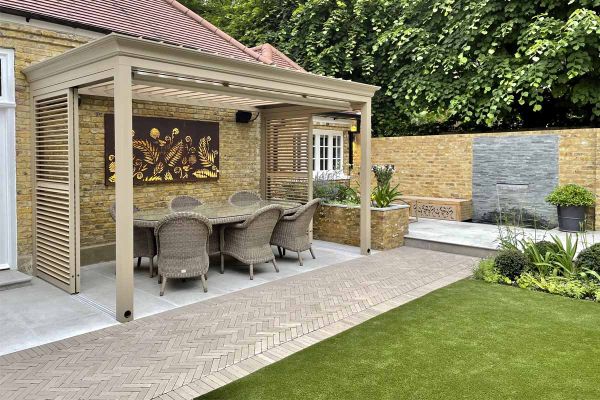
<box><xmin>0</xmin><ymin>0</ymin><xmax>273</xmax><ymax>65</ymax></box>
<box><xmin>251</xmin><ymin>44</ymin><xmax>306</xmax><ymax>72</ymax></box>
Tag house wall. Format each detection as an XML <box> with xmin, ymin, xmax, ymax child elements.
<box><xmin>0</xmin><ymin>19</ymin><xmax>93</xmax><ymax>271</ymax></box>
<box><xmin>354</xmin><ymin>128</ymin><xmax>600</xmax><ymax>222</ymax></box>
<box><xmin>78</xmin><ymin>96</ymin><xmax>261</xmax><ymax>248</ymax></box>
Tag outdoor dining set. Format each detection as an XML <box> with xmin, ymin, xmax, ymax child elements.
<box><xmin>109</xmin><ymin>191</ymin><xmax>321</xmax><ymax>296</ymax></box>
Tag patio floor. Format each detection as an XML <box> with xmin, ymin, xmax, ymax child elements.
<box><xmin>0</xmin><ymin>246</ymin><xmax>477</xmax><ymax>400</ymax></box>
<box><xmin>0</xmin><ymin>240</ymin><xmax>362</xmax><ymax>356</ymax></box>
<box><xmin>406</xmin><ymin>218</ymin><xmax>600</xmax><ymax>255</ymax></box>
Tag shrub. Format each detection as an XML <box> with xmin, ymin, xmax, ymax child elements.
<box><xmin>473</xmin><ymin>258</ymin><xmax>494</xmax><ymax>281</ymax></box>
<box><xmin>533</xmin><ymin>241</ymin><xmax>558</xmax><ymax>257</ymax></box>
<box><xmin>545</xmin><ymin>184</ymin><xmax>596</xmax><ymax>207</ymax></box>
<box><xmin>517</xmin><ymin>273</ymin><xmax>598</xmax><ymax>300</ymax></box>
<box><xmin>575</xmin><ymin>243</ymin><xmax>600</xmax><ymax>274</ymax></box>
<box><xmin>494</xmin><ymin>250</ymin><xmax>528</xmax><ymax>280</ymax></box>
<box><xmin>473</xmin><ymin>258</ymin><xmax>510</xmax><ymax>284</ymax></box>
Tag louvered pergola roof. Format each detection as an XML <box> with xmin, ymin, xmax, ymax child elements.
<box><xmin>25</xmin><ymin>34</ymin><xmax>377</xmax><ymax>111</ymax></box>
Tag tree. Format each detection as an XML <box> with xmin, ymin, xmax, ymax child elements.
<box><xmin>181</xmin><ymin>0</ymin><xmax>600</xmax><ymax>136</ymax></box>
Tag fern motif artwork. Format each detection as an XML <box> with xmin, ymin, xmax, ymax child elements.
<box><xmin>104</xmin><ymin>115</ymin><xmax>219</xmax><ymax>185</ymax></box>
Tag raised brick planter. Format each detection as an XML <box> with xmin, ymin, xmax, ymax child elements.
<box><xmin>313</xmin><ymin>203</ymin><xmax>410</xmax><ymax>250</ymax></box>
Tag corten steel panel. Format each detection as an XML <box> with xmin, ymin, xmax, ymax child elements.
<box><xmin>104</xmin><ymin>114</ymin><xmax>219</xmax><ymax>185</ymax></box>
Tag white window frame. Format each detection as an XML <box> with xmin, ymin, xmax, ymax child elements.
<box><xmin>312</xmin><ymin>129</ymin><xmax>345</xmax><ymax>178</ymax></box>
<box><xmin>0</xmin><ymin>48</ymin><xmax>17</xmax><ymax>269</ymax></box>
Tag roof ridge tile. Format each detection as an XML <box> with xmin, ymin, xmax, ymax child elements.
<box><xmin>162</xmin><ymin>0</ymin><xmax>273</xmax><ymax>65</ymax></box>
<box><xmin>251</xmin><ymin>43</ymin><xmax>306</xmax><ymax>72</ymax></box>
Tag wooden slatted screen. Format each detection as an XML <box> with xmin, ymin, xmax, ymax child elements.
<box><xmin>265</xmin><ymin>116</ymin><xmax>310</xmax><ymax>203</ymax></box>
<box><xmin>33</xmin><ymin>91</ymin><xmax>79</xmax><ymax>293</ymax></box>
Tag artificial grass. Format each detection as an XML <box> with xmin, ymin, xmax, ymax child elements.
<box><xmin>198</xmin><ymin>280</ymin><xmax>600</xmax><ymax>400</ymax></box>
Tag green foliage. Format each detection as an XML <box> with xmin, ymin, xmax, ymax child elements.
<box><xmin>371</xmin><ymin>182</ymin><xmax>401</xmax><ymax>208</ymax></box>
<box><xmin>545</xmin><ymin>184</ymin><xmax>596</xmax><ymax>207</ymax></box>
<box><xmin>473</xmin><ymin>258</ymin><xmax>511</xmax><ymax>284</ymax></box>
<box><xmin>576</xmin><ymin>243</ymin><xmax>600</xmax><ymax>273</ymax></box>
<box><xmin>184</xmin><ymin>0</ymin><xmax>600</xmax><ymax>135</ymax></box>
<box><xmin>532</xmin><ymin>240</ymin><xmax>558</xmax><ymax>258</ymax></box>
<box><xmin>313</xmin><ymin>173</ymin><xmax>360</xmax><ymax>205</ymax></box>
<box><xmin>494</xmin><ymin>249</ymin><xmax>528</xmax><ymax>280</ymax></box>
<box><xmin>517</xmin><ymin>273</ymin><xmax>599</xmax><ymax>300</ymax></box>
<box><xmin>314</xmin><ymin>182</ymin><xmax>360</xmax><ymax>205</ymax></box>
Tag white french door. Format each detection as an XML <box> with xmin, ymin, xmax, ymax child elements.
<box><xmin>0</xmin><ymin>48</ymin><xmax>17</xmax><ymax>269</ymax></box>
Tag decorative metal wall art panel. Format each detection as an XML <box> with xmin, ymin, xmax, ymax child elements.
<box><xmin>414</xmin><ymin>204</ymin><xmax>457</xmax><ymax>220</ymax></box>
<box><xmin>104</xmin><ymin>114</ymin><xmax>219</xmax><ymax>185</ymax></box>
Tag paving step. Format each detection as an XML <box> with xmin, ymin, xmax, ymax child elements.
<box><xmin>404</xmin><ymin>237</ymin><xmax>497</xmax><ymax>259</ymax></box>
<box><xmin>0</xmin><ymin>270</ymin><xmax>33</xmax><ymax>291</ymax></box>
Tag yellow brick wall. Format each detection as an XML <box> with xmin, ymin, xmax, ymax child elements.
<box><xmin>355</xmin><ymin>128</ymin><xmax>600</xmax><ymax>220</ymax></box>
<box><xmin>78</xmin><ymin>96</ymin><xmax>261</xmax><ymax>247</ymax></box>
<box><xmin>0</xmin><ymin>21</ymin><xmax>92</xmax><ymax>268</ymax></box>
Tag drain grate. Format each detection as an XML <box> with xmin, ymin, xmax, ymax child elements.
<box><xmin>73</xmin><ymin>294</ymin><xmax>116</xmax><ymax>319</ymax></box>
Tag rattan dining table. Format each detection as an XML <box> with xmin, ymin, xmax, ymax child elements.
<box><xmin>133</xmin><ymin>199</ymin><xmax>302</xmax><ymax>229</ymax></box>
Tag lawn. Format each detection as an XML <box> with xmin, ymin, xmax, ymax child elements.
<box><xmin>198</xmin><ymin>279</ymin><xmax>600</xmax><ymax>400</ymax></box>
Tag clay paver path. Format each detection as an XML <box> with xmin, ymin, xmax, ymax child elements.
<box><xmin>0</xmin><ymin>247</ymin><xmax>478</xmax><ymax>400</ymax></box>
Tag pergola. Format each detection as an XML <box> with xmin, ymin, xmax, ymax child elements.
<box><xmin>24</xmin><ymin>34</ymin><xmax>378</xmax><ymax>322</ymax></box>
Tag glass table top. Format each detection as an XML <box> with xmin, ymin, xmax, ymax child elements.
<box><xmin>133</xmin><ymin>199</ymin><xmax>301</xmax><ymax>225</ymax></box>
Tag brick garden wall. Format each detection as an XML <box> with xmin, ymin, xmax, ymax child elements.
<box><xmin>355</xmin><ymin>128</ymin><xmax>600</xmax><ymax>222</ymax></box>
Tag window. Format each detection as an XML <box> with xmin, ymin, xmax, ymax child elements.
<box><xmin>0</xmin><ymin>48</ymin><xmax>16</xmax><ymax>268</ymax></box>
<box><xmin>313</xmin><ymin>130</ymin><xmax>344</xmax><ymax>176</ymax></box>
<box><xmin>0</xmin><ymin>48</ymin><xmax>15</xmax><ymax>105</ymax></box>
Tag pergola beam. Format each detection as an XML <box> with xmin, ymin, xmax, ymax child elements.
<box><xmin>78</xmin><ymin>85</ymin><xmax>260</xmax><ymax>112</ymax></box>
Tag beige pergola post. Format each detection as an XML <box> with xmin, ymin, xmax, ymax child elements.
<box><xmin>113</xmin><ymin>61</ymin><xmax>134</xmax><ymax>322</ymax></box>
<box><xmin>359</xmin><ymin>101</ymin><xmax>372</xmax><ymax>255</ymax></box>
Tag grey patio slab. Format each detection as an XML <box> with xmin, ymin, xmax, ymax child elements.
<box><xmin>406</xmin><ymin>218</ymin><xmax>600</xmax><ymax>251</ymax></box>
<box><xmin>0</xmin><ymin>246</ymin><xmax>477</xmax><ymax>400</ymax></box>
<box><xmin>0</xmin><ymin>279</ymin><xmax>117</xmax><ymax>356</ymax></box>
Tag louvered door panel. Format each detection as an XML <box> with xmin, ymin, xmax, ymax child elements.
<box><xmin>33</xmin><ymin>91</ymin><xmax>79</xmax><ymax>293</ymax></box>
<box><xmin>265</xmin><ymin>116</ymin><xmax>309</xmax><ymax>203</ymax></box>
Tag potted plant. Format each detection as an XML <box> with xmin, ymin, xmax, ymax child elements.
<box><xmin>545</xmin><ymin>184</ymin><xmax>596</xmax><ymax>232</ymax></box>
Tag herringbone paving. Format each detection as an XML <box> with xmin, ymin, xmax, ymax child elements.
<box><xmin>0</xmin><ymin>247</ymin><xmax>477</xmax><ymax>400</ymax></box>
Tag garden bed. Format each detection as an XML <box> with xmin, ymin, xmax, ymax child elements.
<box><xmin>313</xmin><ymin>203</ymin><xmax>409</xmax><ymax>250</ymax></box>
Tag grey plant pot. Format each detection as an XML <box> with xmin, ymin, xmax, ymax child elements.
<box><xmin>556</xmin><ymin>205</ymin><xmax>586</xmax><ymax>232</ymax></box>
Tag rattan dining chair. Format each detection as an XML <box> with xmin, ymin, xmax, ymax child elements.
<box><xmin>220</xmin><ymin>205</ymin><xmax>284</xmax><ymax>280</ymax></box>
<box><xmin>271</xmin><ymin>198</ymin><xmax>321</xmax><ymax>266</ymax></box>
<box><xmin>154</xmin><ymin>212</ymin><xmax>212</xmax><ymax>296</ymax></box>
<box><xmin>109</xmin><ymin>202</ymin><xmax>157</xmax><ymax>277</ymax></box>
<box><xmin>170</xmin><ymin>195</ymin><xmax>201</xmax><ymax>211</ymax></box>
<box><xmin>228</xmin><ymin>190</ymin><xmax>262</xmax><ymax>206</ymax></box>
